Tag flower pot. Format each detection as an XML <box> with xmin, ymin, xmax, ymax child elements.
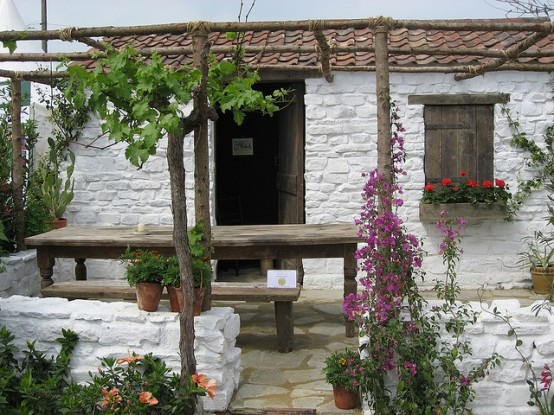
<box><xmin>135</xmin><ymin>282</ymin><xmax>163</xmax><ymax>312</ymax></box>
<box><xmin>419</xmin><ymin>202</ymin><xmax>506</xmax><ymax>222</ymax></box>
<box><xmin>167</xmin><ymin>286</ymin><xmax>184</xmax><ymax>313</ymax></box>
<box><xmin>46</xmin><ymin>218</ymin><xmax>67</xmax><ymax>229</ymax></box>
<box><xmin>531</xmin><ymin>266</ymin><xmax>554</xmax><ymax>294</ymax></box>
<box><xmin>167</xmin><ymin>286</ymin><xmax>204</xmax><ymax>315</ymax></box>
<box><xmin>193</xmin><ymin>287</ymin><xmax>206</xmax><ymax>316</ymax></box>
<box><xmin>332</xmin><ymin>385</ymin><xmax>359</xmax><ymax>410</ymax></box>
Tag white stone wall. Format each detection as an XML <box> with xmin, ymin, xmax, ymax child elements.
<box><xmin>0</xmin><ymin>250</ymin><xmax>40</xmax><ymax>297</ymax></box>
<box><xmin>43</xmin><ymin>70</ymin><xmax>552</xmax><ymax>289</ymax></box>
<box><xmin>0</xmin><ymin>296</ymin><xmax>241</xmax><ymax>412</ymax></box>
<box><xmin>359</xmin><ymin>298</ymin><xmax>554</xmax><ymax>415</ymax></box>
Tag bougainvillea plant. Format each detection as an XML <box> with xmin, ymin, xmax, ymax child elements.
<box><xmin>422</xmin><ymin>170</ymin><xmax>511</xmax><ymax>206</ymax></box>
<box><xmin>344</xmin><ymin>104</ymin><xmax>500</xmax><ymax>414</ymax></box>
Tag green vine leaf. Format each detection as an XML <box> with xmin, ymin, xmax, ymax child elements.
<box><xmin>2</xmin><ymin>40</ymin><xmax>17</xmax><ymax>54</ymax></box>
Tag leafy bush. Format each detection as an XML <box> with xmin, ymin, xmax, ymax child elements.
<box><xmin>0</xmin><ymin>326</ymin><xmax>215</xmax><ymax>414</ymax></box>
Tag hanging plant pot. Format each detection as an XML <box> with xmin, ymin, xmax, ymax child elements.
<box><xmin>135</xmin><ymin>282</ymin><xmax>163</xmax><ymax>312</ymax></box>
<box><xmin>531</xmin><ymin>266</ymin><xmax>554</xmax><ymax>294</ymax></box>
<box><xmin>332</xmin><ymin>385</ymin><xmax>359</xmax><ymax>410</ymax></box>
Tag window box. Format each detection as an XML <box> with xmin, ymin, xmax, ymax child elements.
<box><xmin>419</xmin><ymin>202</ymin><xmax>507</xmax><ymax>222</ymax></box>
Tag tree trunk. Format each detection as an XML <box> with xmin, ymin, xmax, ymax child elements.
<box><xmin>167</xmin><ymin>129</ymin><xmax>197</xmax><ymax>415</ymax></box>
<box><xmin>11</xmin><ymin>79</ymin><xmax>26</xmax><ymax>250</ymax></box>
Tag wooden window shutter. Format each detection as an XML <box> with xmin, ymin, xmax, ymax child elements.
<box><xmin>424</xmin><ymin>104</ymin><xmax>493</xmax><ymax>184</ymax></box>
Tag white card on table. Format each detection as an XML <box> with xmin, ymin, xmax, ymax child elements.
<box><xmin>267</xmin><ymin>270</ymin><xmax>297</xmax><ymax>288</ymax></box>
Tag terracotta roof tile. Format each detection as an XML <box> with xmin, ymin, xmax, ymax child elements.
<box><xmin>84</xmin><ymin>18</ymin><xmax>554</xmax><ymax>72</ymax></box>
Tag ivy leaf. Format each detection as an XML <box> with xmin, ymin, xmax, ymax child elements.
<box><xmin>2</xmin><ymin>40</ymin><xmax>17</xmax><ymax>54</ymax></box>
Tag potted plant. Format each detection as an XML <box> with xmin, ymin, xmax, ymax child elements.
<box><xmin>518</xmin><ymin>230</ymin><xmax>554</xmax><ymax>295</ymax></box>
<box><xmin>122</xmin><ymin>249</ymin><xmax>165</xmax><ymax>311</ymax></box>
<box><xmin>35</xmin><ymin>138</ymin><xmax>75</xmax><ymax>229</ymax></box>
<box><xmin>322</xmin><ymin>348</ymin><xmax>362</xmax><ymax>410</ymax></box>
<box><xmin>163</xmin><ymin>222</ymin><xmax>213</xmax><ymax>314</ymax></box>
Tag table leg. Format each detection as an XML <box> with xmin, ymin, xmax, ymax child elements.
<box><xmin>75</xmin><ymin>258</ymin><xmax>87</xmax><ymax>280</ymax></box>
<box><xmin>36</xmin><ymin>249</ymin><xmax>55</xmax><ymax>288</ymax></box>
<box><xmin>344</xmin><ymin>243</ymin><xmax>357</xmax><ymax>338</ymax></box>
<box><xmin>274</xmin><ymin>301</ymin><xmax>293</xmax><ymax>353</ymax></box>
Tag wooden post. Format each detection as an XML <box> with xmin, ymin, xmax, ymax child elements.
<box><xmin>191</xmin><ymin>24</ymin><xmax>213</xmax><ymax>311</ymax></box>
<box><xmin>11</xmin><ymin>78</ymin><xmax>26</xmax><ymax>250</ymax></box>
<box><xmin>374</xmin><ymin>26</ymin><xmax>392</xmax><ymax>187</ymax></box>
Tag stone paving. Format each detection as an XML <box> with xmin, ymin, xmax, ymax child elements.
<box><xmin>214</xmin><ymin>266</ymin><xmax>547</xmax><ymax>414</ymax></box>
<box><xmin>212</xmin><ymin>289</ymin><xmax>361</xmax><ymax>414</ymax></box>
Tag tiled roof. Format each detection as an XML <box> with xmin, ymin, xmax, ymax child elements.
<box><xmin>81</xmin><ymin>18</ymin><xmax>554</xmax><ymax>72</ymax></box>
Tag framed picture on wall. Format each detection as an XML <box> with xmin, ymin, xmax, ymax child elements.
<box><xmin>232</xmin><ymin>138</ymin><xmax>254</xmax><ymax>156</ymax></box>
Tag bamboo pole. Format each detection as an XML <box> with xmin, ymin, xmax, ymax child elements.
<box><xmin>10</xmin><ymin>79</ymin><xmax>26</xmax><ymax>250</ymax></box>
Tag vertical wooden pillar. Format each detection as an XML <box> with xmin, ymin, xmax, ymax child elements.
<box><xmin>11</xmin><ymin>78</ymin><xmax>26</xmax><ymax>250</ymax></box>
<box><xmin>191</xmin><ymin>24</ymin><xmax>213</xmax><ymax>310</ymax></box>
<box><xmin>374</xmin><ymin>26</ymin><xmax>392</xmax><ymax>186</ymax></box>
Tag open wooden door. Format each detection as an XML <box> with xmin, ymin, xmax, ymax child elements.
<box><xmin>276</xmin><ymin>83</ymin><xmax>305</xmax><ymax>279</ymax></box>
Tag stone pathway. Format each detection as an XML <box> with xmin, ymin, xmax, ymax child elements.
<box><xmin>213</xmin><ymin>288</ymin><xmax>361</xmax><ymax>415</ymax></box>
<box><xmin>214</xmin><ymin>266</ymin><xmax>547</xmax><ymax>414</ymax></box>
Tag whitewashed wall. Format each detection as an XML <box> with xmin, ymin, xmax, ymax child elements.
<box><xmin>0</xmin><ymin>296</ymin><xmax>241</xmax><ymax>412</ymax></box>
<box><xmin>48</xmin><ymin>70</ymin><xmax>552</xmax><ymax>289</ymax></box>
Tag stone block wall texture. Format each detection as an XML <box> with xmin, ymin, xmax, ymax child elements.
<box><xmin>1</xmin><ymin>250</ymin><xmax>40</xmax><ymax>298</ymax></box>
<box><xmin>33</xmin><ymin>70</ymin><xmax>553</xmax><ymax>289</ymax></box>
<box><xmin>0</xmin><ymin>296</ymin><xmax>241</xmax><ymax>412</ymax></box>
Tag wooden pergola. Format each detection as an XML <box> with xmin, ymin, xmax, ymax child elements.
<box><xmin>2</xmin><ymin>16</ymin><xmax>553</xmax><ymax>244</ymax></box>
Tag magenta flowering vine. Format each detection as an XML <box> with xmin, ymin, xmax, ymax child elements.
<box><xmin>346</xmin><ymin>102</ymin><xmax>500</xmax><ymax>414</ymax></box>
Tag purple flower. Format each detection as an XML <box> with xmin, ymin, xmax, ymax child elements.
<box><xmin>403</xmin><ymin>361</ymin><xmax>417</xmax><ymax>376</ymax></box>
<box><xmin>459</xmin><ymin>375</ymin><xmax>471</xmax><ymax>387</ymax></box>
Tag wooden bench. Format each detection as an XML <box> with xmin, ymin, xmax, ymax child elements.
<box><xmin>41</xmin><ymin>280</ymin><xmax>302</xmax><ymax>353</ymax></box>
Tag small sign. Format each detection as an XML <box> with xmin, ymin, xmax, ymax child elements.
<box><xmin>232</xmin><ymin>138</ymin><xmax>253</xmax><ymax>156</ymax></box>
<box><xmin>267</xmin><ymin>270</ymin><xmax>297</xmax><ymax>288</ymax></box>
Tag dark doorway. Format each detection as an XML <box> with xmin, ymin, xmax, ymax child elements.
<box><xmin>215</xmin><ymin>82</ymin><xmax>305</xmax><ymax>275</ymax></box>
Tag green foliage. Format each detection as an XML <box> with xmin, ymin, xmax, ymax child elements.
<box><xmin>2</xmin><ymin>40</ymin><xmax>17</xmax><ymax>54</ymax></box>
<box><xmin>34</xmin><ymin>137</ymin><xmax>75</xmax><ymax>220</ymax></box>
<box><xmin>121</xmin><ymin>249</ymin><xmax>166</xmax><ymax>286</ymax></box>
<box><xmin>65</xmin><ymin>44</ymin><xmax>288</xmax><ymax>167</ymax></box>
<box><xmin>518</xmin><ymin>230</ymin><xmax>554</xmax><ymax>270</ymax></box>
<box><xmin>0</xmin><ymin>82</ymin><xmax>50</xmax><ymax>253</ymax></box>
<box><xmin>0</xmin><ymin>326</ymin><xmax>214</xmax><ymax>414</ymax></box>
<box><xmin>0</xmin><ymin>326</ymin><xmax>79</xmax><ymax>414</ymax></box>
<box><xmin>66</xmin><ymin>46</ymin><xmax>200</xmax><ymax>167</ymax></box>
<box><xmin>322</xmin><ymin>349</ymin><xmax>362</xmax><ymax>392</ymax></box>
<box><xmin>60</xmin><ymin>353</ymin><xmax>214</xmax><ymax>414</ymax></box>
<box><xmin>503</xmin><ymin>106</ymin><xmax>554</xmax><ymax>222</ymax></box>
<box><xmin>124</xmin><ymin>223</ymin><xmax>213</xmax><ymax>288</ymax></box>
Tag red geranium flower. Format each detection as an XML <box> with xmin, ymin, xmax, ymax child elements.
<box><xmin>460</xmin><ymin>170</ymin><xmax>468</xmax><ymax>176</ymax></box>
<box><xmin>495</xmin><ymin>178</ymin><xmax>505</xmax><ymax>188</ymax></box>
<box><xmin>441</xmin><ymin>178</ymin><xmax>452</xmax><ymax>186</ymax></box>
<box><xmin>424</xmin><ymin>184</ymin><xmax>435</xmax><ymax>192</ymax></box>
<box><xmin>466</xmin><ymin>179</ymin><xmax>479</xmax><ymax>188</ymax></box>
<box><xmin>482</xmin><ymin>180</ymin><xmax>493</xmax><ymax>188</ymax></box>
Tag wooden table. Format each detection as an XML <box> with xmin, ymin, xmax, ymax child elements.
<box><xmin>25</xmin><ymin>223</ymin><xmax>360</xmax><ymax>336</ymax></box>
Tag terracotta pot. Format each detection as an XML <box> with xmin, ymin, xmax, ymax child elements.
<box><xmin>167</xmin><ymin>286</ymin><xmax>184</xmax><ymax>313</ymax></box>
<box><xmin>47</xmin><ymin>218</ymin><xmax>67</xmax><ymax>229</ymax></box>
<box><xmin>531</xmin><ymin>266</ymin><xmax>554</xmax><ymax>294</ymax></box>
<box><xmin>332</xmin><ymin>385</ymin><xmax>359</xmax><ymax>410</ymax></box>
<box><xmin>167</xmin><ymin>286</ymin><xmax>205</xmax><ymax>316</ymax></box>
<box><xmin>193</xmin><ymin>287</ymin><xmax>206</xmax><ymax>316</ymax></box>
<box><xmin>135</xmin><ymin>282</ymin><xmax>163</xmax><ymax>312</ymax></box>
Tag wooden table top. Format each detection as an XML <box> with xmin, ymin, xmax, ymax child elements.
<box><xmin>25</xmin><ymin>223</ymin><xmax>360</xmax><ymax>249</ymax></box>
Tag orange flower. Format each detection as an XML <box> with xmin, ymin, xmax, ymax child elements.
<box><xmin>192</xmin><ymin>373</ymin><xmax>217</xmax><ymax>398</ymax></box>
<box><xmin>100</xmin><ymin>388</ymin><xmax>122</xmax><ymax>409</ymax></box>
<box><xmin>138</xmin><ymin>391</ymin><xmax>159</xmax><ymax>406</ymax></box>
<box><xmin>117</xmin><ymin>355</ymin><xmax>143</xmax><ymax>364</ymax></box>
